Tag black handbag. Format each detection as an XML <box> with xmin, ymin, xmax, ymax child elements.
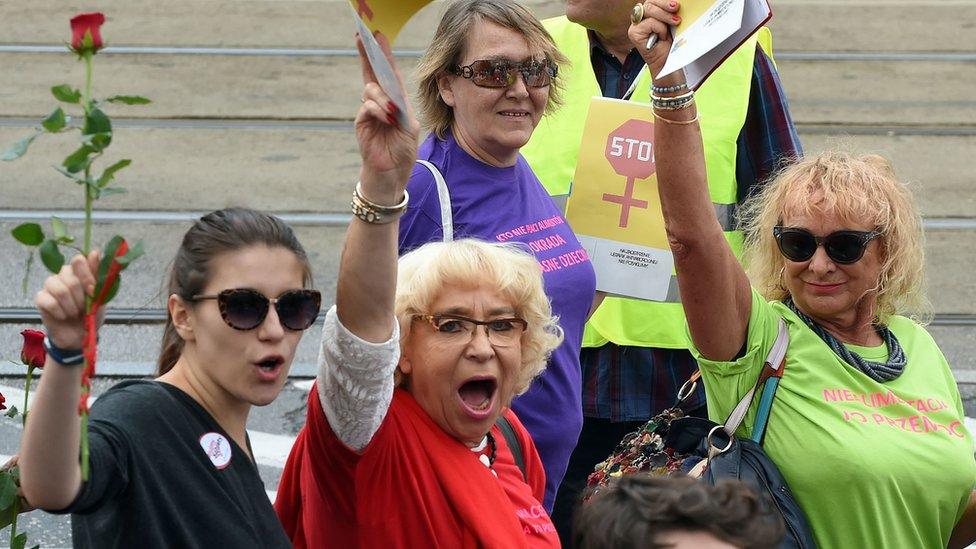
<box><xmin>588</xmin><ymin>319</ymin><xmax>817</xmax><ymax>549</ymax></box>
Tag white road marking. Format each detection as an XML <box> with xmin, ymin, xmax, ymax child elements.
<box><xmin>292</xmin><ymin>379</ymin><xmax>314</xmax><ymax>392</ymax></box>
<box><xmin>247</xmin><ymin>430</ymin><xmax>296</xmax><ymax>469</ymax></box>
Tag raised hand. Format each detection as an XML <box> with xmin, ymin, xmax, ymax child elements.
<box><xmin>354</xmin><ymin>32</ymin><xmax>421</xmax><ymax>203</ymax></box>
<box><xmin>628</xmin><ymin>0</ymin><xmax>682</xmax><ymax>77</ymax></box>
<box><xmin>34</xmin><ymin>251</ymin><xmax>100</xmax><ymax>351</ymax></box>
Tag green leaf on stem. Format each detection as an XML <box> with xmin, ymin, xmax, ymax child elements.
<box><xmin>3</xmin><ymin>406</ymin><xmax>17</xmax><ymax>418</ymax></box>
<box><xmin>51</xmin><ymin>84</ymin><xmax>82</xmax><ymax>104</ymax></box>
<box><xmin>92</xmin><ymin>235</ymin><xmax>126</xmax><ymax>302</ymax></box>
<box><xmin>0</xmin><ymin>470</ymin><xmax>16</xmax><ymax>510</ymax></box>
<box><xmin>51</xmin><ymin>216</ymin><xmax>74</xmax><ymax>244</ymax></box>
<box><xmin>62</xmin><ymin>144</ymin><xmax>95</xmax><ymax>173</ymax></box>
<box><xmin>42</xmin><ymin>107</ymin><xmax>68</xmax><ymax>132</ymax></box>
<box><xmin>39</xmin><ymin>239</ymin><xmax>65</xmax><ymax>274</ymax></box>
<box><xmin>105</xmin><ymin>95</ymin><xmax>152</xmax><ymax>105</ymax></box>
<box><xmin>100</xmin><ymin>187</ymin><xmax>127</xmax><ymax>197</ymax></box>
<box><xmin>83</xmin><ymin>107</ymin><xmax>112</xmax><ymax>136</ymax></box>
<box><xmin>0</xmin><ymin>503</ymin><xmax>15</xmax><ymax>530</ymax></box>
<box><xmin>52</xmin><ymin>165</ymin><xmax>91</xmax><ymax>186</ymax></box>
<box><xmin>11</xmin><ymin>532</ymin><xmax>27</xmax><ymax>549</ymax></box>
<box><xmin>83</xmin><ymin>132</ymin><xmax>112</xmax><ymax>152</ymax></box>
<box><xmin>1</xmin><ymin>133</ymin><xmax>41</xmax><ymax>162</ymax></box>
<box><xmin>97</xmin><ymin>159</ymin><xmax>131</xmax><ymax>188</ymax></box>
<box><xmin>11</xmin><ymin>223</ymin><xmax>44</xmax><ymax>246</ymax></box>
<box><xmin>100</xmin><ymin>275</ymin><xmax>122</xmax><ymax>305</ymax></box>
<box><xmin>116</xmin><ymin>240</ymin><xmax>144</xmax><ymax>265</ymax></box>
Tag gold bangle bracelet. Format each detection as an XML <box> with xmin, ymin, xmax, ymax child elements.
<box><xmin>351</xmin><ymin>182</ymin><xmax>409</xmax><ymax>224</ymax></box>
<box><xmin>650</xmin><ymin>90</ymin><xmax>695</xmax><ymax>102</ymax></box>
<box><xmin>653</xmin><ymin>111</ymin><xmax>700</xmax><ymax>125</ymax></box>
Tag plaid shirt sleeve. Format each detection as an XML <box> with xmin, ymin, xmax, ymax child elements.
<box><xmin>735</xmin><ymin>47</ymin><xmax>804</xmax><ymax>204</ymax></box>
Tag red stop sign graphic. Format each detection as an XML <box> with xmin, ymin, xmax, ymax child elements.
<box><xmin>604</xmin><ymin>119</ymin><xmax>656</xmax><ymax>179</ymax></box>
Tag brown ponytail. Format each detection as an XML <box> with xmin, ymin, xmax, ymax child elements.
<box><xmin>156</xmin><ymin>208</ymin><xmax>312</xmax><ymax>375</ymax></box>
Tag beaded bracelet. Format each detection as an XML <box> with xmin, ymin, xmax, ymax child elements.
<box><xmin>351</xmin><ymin>183</ymin><xmax>409</xmax><ymax>224</ymax></box>
<box><xmin>653</xmin><ymin>111</ymin><xmax>700</xmax><ymax>125</ymax></box>
<box><xmin>652</xmin><ymin>96</ymin><xmax>695</xmax><ymax>111</ymax></box>
<box><xmin>651</xmin><ymin>82</ymin><xmax>689</xmax><ymax>94</ymax></box>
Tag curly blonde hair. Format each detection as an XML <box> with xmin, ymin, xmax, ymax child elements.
<box><xmin>395</xmin><ymin>239</ymin><xmax>564</xmax><ymax>395</ymax></box>
<box><xmin>414</xmin><ymin>0</ymin><xmax>568</xmax><ymax>139</ymax></box>
<box><xmin>739</xmin><ymin>151</ymin><xmax>931</xmax><ymax>325</ymax></box>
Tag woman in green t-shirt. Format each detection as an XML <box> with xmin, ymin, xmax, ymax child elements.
<box><xmin>628</xmin><ymin>2</ymin><xmax>976</xmax><ymax>547</ymax></box>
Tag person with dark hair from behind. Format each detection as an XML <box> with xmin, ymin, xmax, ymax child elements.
<box><xmin>573</xmin><ymin>475</ymin><xmax>784</xmax><ymax>549</ymax></box>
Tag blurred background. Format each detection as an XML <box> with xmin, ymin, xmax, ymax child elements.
<box><xmin>0</xmin><ymin>0</ymin><xmax>973</xmax><ymax>544</ymax></box>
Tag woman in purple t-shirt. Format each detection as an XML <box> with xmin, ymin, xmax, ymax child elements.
<box><xmin>397</xmin><ymin>0</ymin><xmax>598</xmax><ymax>511</ymax></box>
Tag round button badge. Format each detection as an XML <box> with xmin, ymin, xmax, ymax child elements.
<box><xmin>199</xmin><ymin>432</ymin><xmax>232</xmax><ymax>469</ymax></box>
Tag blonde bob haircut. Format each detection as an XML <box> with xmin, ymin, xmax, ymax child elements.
<box><xmin>740</xmin><ymin>151</ymin><xmax>932</xmax><ymax>325</ymax></box>
<box><xmin>414</xmin><ymin>0</ymin><xmax>568</xmax><ymax>139</ymax></box>
<box><xmin>395</xmin><ymin>239</ymin><xmax>564</xmax><ymax>395</ymax></box>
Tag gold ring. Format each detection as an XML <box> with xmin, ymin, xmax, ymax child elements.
<box><xmin>631</xmin><ymin>3</ymin><xmax>644</xmax><ymax>25</ymax></box>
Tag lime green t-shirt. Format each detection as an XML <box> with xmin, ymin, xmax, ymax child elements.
<box><xmin>693</xmin><ymin>289</ymin><xmax>976</xmax><ymax>548</ymax></box>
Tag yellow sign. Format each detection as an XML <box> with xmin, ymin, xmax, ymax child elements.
<box><xmin>566</xmin><ymin>98</ymin><xmax>668</xmax><ymax>249</ymax></box>
<box><xmin>565</xmin><ymin>97</ymin><xmax>673</xmax><ymax>301</ymax></box>
<box><xmin>348</xmin><ymin>0</ymin><xmax>433</xmax><ymax>44</ymax></box>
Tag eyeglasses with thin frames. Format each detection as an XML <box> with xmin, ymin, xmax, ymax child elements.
<box><xmin>414</xmin><ymin>313</ymin><xmax>528</xmax><ymax>347</ymax></box>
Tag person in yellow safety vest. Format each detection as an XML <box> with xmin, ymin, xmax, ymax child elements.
<box><xmin>520</xmin><ymin>0</ymin><xmax>803</xmax><ymax>542</ymax></box>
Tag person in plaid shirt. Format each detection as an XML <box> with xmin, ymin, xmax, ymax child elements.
<box><xmin>520</xmin><ymin>1</ymin><xmax>803</xmax><ymax>543</ymax></box>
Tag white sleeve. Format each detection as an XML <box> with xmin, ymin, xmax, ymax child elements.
<box><xmin>316</xmin><ymin>305</ymin><xmax>399</xmax><ymax>452</ymax></box>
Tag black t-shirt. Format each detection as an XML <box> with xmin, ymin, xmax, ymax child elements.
<box><xmin>50</xmin><ymin>380</ymin><xmax>291</xmax><ymax>548</ymax></box>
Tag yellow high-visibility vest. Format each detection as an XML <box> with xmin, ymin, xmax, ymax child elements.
<box><xmin>522</xmin><ymin>18</ymin><xmax>766</xmax><ymax>349</ymax></box>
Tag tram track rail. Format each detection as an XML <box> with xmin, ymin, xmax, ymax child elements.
<box><xmin>0</xmin><ymin>209</ymin><xmax>973</xmax><ymax>230</ymax></box>
<box><xmin>2</xmin><ymin>45</ymin><xmax>974</xmax><ymax>62</ymax></box>
<box><xmin>0</xmin><ymin>307</ymin><xmax>972</xmax><ymax>326</ymax></box>
<box><xmin>2</xmin><ymin>117</ymin><xmax>975</xmax><ymax>137</ymax></box>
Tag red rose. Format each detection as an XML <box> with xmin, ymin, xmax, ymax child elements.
<box><xmin>0</xmin><ymin>392</ymin><xmax>5</xmax><ymax>412</ymax></box>
<box><xmin>20</xmin><ymin>329</ymin><xmax>46</xmax><ymax>369</ymax></box>
<box><xmin>70</xmin><ymin>12</ymin><xmax>105</xmax><ymax>54</ymax></box>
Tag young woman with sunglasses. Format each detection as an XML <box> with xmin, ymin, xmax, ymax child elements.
<box><xmin>629</xmin><ymin>2</ymin><xmax>976</xmax><ymax>547</ymax></box>
<box><xmin>402</xmin><ymin>0</ymin><xmax>598</xmax><ymax>511</ymax></box>
<box><xmin>274</xmin><ymin>29</ymin><xmax>564</xmax><ymax>548</ymax></box>
<box><xmin>19</xmin><ymin>208</ymin><xmax>320</xmax><ymax>548</ymax></box>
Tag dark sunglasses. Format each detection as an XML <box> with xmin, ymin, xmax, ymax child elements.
<box><xmin>772</xmin><ymin>226</ymin><xmax>882</xmax><ymax>265</ymax></box>
<box><xmin>451</xmin><ymin>59</ymin><xmax>556</xmax><ymax>88</ymax></box>
<box><xmin>191</xmin><ymin>288</ymin><xmax>321</xmax><ymax>331</ymax></box>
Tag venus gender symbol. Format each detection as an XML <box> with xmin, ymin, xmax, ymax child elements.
<box><xmin>602</xmin><ymin>119</ymin><xmax>656</xmax><ymax>228</ymax></box>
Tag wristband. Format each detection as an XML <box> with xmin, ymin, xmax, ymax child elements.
<box><xmin>43</xmin><ymin>336</ymin><xmax>85</xmax><ymax>366</ymax></box>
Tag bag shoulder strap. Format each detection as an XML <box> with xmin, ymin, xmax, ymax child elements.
<box><xmin>416</xmin><ymin>159</ymin><xmax>453</xmax><ymax>242</ymax></box>
<box><xmin>723</xmin><ymin>319</ymin><xmax>788</xmax><ymax>439</ymax></box>
<box><xmin>495</xmin><ymin>414</ymin><xmax>527</xmax><ymax>481</ymax></box>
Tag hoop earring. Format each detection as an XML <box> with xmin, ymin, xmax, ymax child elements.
<box><xmin>775</xmin><ymin>266</ymin><xmax>787</xmax><ymax>292</ymax></box>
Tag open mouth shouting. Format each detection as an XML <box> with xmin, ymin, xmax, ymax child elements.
<box><xmin>457</xmin><ymin>376</ymin><xmax>498</xmax><ymax>420</ymax></box>
<box><xmin>254</xmin><ymin>354</ymin><xmax>285</xmax><ymax>382</ymax></box>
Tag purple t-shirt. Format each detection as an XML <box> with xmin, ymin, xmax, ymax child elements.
<box><xmin>398</xmin><ymin>133</ymin><xmax>597</xmax><ymax>510</ymax></box>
